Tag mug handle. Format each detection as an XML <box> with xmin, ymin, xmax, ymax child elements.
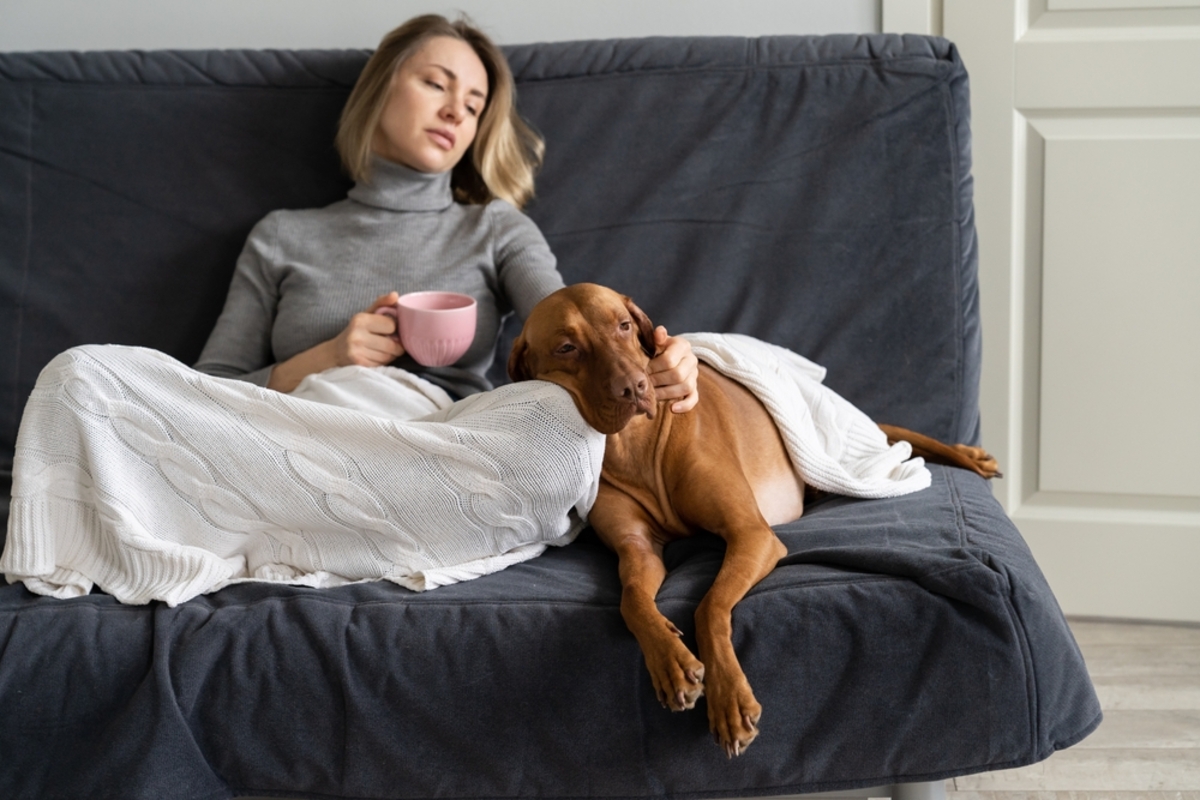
<box><xmin>374</xmin><ymin>305</ymin><xmax>403</xmax><ymax>344</ymax></box>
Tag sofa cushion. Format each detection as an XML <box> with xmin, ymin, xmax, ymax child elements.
<box><xmin>0</xmin><ymin>36</ymin><xmax>979</xmax><ymax>484</ymax></box>
<box><xmin>0</xmin><ymin>466</ymin><xmax>1098</xmax><ymax>798</ymax></box>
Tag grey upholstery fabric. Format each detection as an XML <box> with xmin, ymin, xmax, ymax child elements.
<box><xmin>0</xmin><ymin>36</ymin><xmax>1099</xmax><ymax>800</ymax></box>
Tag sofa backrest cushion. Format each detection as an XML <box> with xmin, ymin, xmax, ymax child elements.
<box><xmin>0</xmin><ymin>35</ymin><xmax>979</xmax><ymax>477</ymax></box>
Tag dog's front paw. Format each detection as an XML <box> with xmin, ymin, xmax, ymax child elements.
<box><xmin>643</xmin><ymin>624</ymin><xmax>706</xmax><ymax>711</ymax></box>
<box><xmin>706</xmin><ymin>675</ymin><xmax>761</xmax><ymax>757</ymax></box>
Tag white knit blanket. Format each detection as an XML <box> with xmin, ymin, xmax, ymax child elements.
<box><xmin>1</xmin><ymin>346</ymin><xmax>605</xmax><ymax>605</ymax></box>
<box><xmin>684</xmin><ymin>333</ymin><xmax>930</xmax><ymax>498</ymax></box>
<box><xmin>2</xmin><ymin>335</ymin><xmax>928</xmax><ymax>606</ymax></box>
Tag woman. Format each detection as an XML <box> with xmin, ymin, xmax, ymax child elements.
<box><xmin>1</xmin><ymin>14</ymin><xmax>697</xmax><ymax>605</ymax></box>
<box><xmin>195</xmin><ymin>13</ymin><xmax>699</xmax><ymax>409</ymax></box>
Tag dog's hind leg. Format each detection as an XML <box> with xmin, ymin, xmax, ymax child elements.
<box><xmin>589</xmin><ymin>485</ymin><xmax>706</xmax><ymax>712</ymax></box>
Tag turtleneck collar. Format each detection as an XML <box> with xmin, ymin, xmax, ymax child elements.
<box><xmin>347</xmin><ymin>156</ymin><xmax>455</xmax><ymax>212</ymax></box>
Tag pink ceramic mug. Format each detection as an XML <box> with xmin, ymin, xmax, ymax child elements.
<box><xmin>376</xmin><ymin>291</ymin><xmax>477</xmax><ymax>367</ymax></box>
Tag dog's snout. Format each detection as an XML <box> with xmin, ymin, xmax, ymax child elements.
<box><xmin>612</xmin><ymin>372</ymin><xmax>649</xmax><ymax>403</ymax></box>
<box><xmin>608</xmin><ymin>365</ymin><xmax>655</xmax><ymax>420</ymax></box>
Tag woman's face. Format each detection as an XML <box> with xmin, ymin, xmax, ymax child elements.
<box><xmin>372</xmin><ymin>36</ymin><xmax>490</xmax><ymax>174</ymax></box>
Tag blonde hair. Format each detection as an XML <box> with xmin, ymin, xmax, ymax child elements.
<box><xmin>336</xmin><ymin>14</ymin><xmax>544</xmax><ymax>209</ymax></box>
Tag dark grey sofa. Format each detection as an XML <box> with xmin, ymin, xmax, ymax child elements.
<box><xmin>0</xmin><ymin>35</ymin><xmax>1100</xmax><ymax>800</ymax></box>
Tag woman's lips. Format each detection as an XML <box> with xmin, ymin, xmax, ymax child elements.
<box><xmin>427</xmin><ymin>129</ymin><xmax>456</xmax><ymax>150</ymax></box>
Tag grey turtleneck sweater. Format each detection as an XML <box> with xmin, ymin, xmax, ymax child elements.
<box><xmin>195</xmin><ymin>158</ymin><xmax>565</xmax><ymax>398</ymax></box>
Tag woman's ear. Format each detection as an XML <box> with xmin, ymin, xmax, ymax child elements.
<box><xmin>507</xmin><ymin>335</ymin><xmax>533</xmax><ymax>382</ymax></box>
<box><xmin>624</xmin><ymin>296</ymin><xmax>657</xmax><ymax>357</ymax></box>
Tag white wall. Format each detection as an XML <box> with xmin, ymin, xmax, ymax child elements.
<box><xmin>0</xmin><ymin>0</ymin><xmax>880</xmax><ymax>51</ymax></box>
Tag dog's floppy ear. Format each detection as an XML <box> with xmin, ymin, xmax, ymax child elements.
<box><xmin>507</xmin><ymin>334</ymin><xmax>534</xmax><ymax>382</ymax></box>
<box><xmin>624</xmin><ymin>296</ymin><xmax>658</xmax><ymax>358</ymax></box>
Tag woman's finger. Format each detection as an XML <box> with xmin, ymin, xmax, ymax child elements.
<box><xmin>366</xmin><ymin>291</ymin><xmax>400</xmax><ymax>313</ymax></box>
<box><xmin>647</xmin><ymin>328</ymin><xmax>700</xmax><ymax>413</ymax></box>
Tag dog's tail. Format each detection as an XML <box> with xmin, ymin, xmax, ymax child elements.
<box><xmin>878</xmin><ymin>425</ymin><xmax>1002</xmax><ymax>479</ymax></box>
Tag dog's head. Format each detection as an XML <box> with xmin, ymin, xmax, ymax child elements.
<box><xmin>508</xmin><ymin>283</ymin><xmax>658</xmax><ymax>435</ymax></box>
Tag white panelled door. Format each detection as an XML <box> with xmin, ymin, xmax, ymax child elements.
<box><xmin>887</xmin><ymin>0</ymin><xmax>1200</xmax><ymax>622</ymax></box>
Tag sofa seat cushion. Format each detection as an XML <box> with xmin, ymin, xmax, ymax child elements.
<box><xmin>0</xmin><ymin>466</ymin><xmax>1098</xmax><ymax>798</ymax></box>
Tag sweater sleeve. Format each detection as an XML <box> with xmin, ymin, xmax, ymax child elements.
<box><xmin>489</xmin><ymin>201</ymin><xmax>566</xmax><ymax>320</ymax></box>
<box><xmin>193</xmin><ymin>213</ymin><xmax>281</xmax><ymax>386</ymax></box>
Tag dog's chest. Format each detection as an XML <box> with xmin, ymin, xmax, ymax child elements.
<box><xmin>600</xmin><ymin>415</ymin><xmax>691</xmax><ymax>537</ymax></box>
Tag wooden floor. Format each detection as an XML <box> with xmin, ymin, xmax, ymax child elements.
<box><xmin>946</xmin><ymin>617</ymin><xmax>1200</xmax><ymax>800</ymax></box>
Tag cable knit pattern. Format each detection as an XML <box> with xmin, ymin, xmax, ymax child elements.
<box><xmin>2</xmin><ymin>345</ymin><xmax>604</xmax><ymax>605</ymax></box>
<box><xmin>3</xmin><ymin>335</ymin><xmax>927</xmax><ymax>606</ymax></box>
<box><xmin>686</xmin><ymin>333</ymin><xmax>931</xmax><ymax>498</ymax></box>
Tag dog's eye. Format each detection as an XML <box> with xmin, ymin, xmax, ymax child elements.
<box><xmin>619</xmin><ymin>320</ymin><xmax>633</xmax><ymax>332</ymax></box>
<box><xmin>556</xmin><ymin>343</ymin><xmax>577</xmax><ymax>355</ymax></box>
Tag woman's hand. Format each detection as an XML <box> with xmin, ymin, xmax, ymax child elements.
<box><xmin>267</xmin><ymin>292</ymin><xmax>405</xmax><ymax>393</ymax></box>
<box><xmin>329</xmin><ymin>292</ymin><xmax>407</xmax><ymax>368</ymax></box>
<box><xmin>647</xmin><ymin>326</ymin><xmax>700</xmax><ymax>414</ymax></box>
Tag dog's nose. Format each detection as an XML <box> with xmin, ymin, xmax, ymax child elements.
<box><xmin>612</xmin><ymin>372</ymin><xmax>649</xmax><ymax>404</ymax></box>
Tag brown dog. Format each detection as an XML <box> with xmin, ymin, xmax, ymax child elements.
<box><xmin>508</xmin><ymin>283</ymin><xmax>999</xmax><ymax>758</ymax></box>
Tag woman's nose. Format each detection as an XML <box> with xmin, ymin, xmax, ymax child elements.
<box><xmin>440</xmin><ymin>99</ymin><xmax>464</xmax><ymax>123</ymax></box>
